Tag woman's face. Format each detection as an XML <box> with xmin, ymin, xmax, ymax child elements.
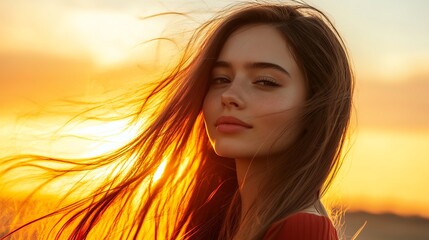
<box><xmin>203</xmin><ymin>24</ymin><xmax>307</xmax><ymax>160</ymax></box>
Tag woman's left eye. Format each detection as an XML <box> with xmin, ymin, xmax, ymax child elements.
<box><xmin>254</xmin><ymin>78</ymin><xmax>281</xmax><ymax>87</ymax></box>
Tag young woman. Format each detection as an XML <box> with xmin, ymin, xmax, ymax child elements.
<box><xmin>1</xmin><ymin>1</ymin><xmax>353</xmax><ymax>240</ymax></box>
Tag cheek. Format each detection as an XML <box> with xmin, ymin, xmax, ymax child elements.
<box><xmin>202</xmin><ymin>92</ymin><xmax>219</xmax><ymax>120</ymax></box>
<box><xmin>258</xmin><ymin>108</ymin><xmax>303</xmax><ymax>146</ymax></box>
<box><xmin>260</xmin><ymin>112</ymin><xmax>294</xmax><ymax>135</ymax></box>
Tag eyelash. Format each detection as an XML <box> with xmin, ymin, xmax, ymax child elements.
<box><xmin>253</xmin><ymin>77</ymin><xmax>280</xmax><ymax>87</ymax></box>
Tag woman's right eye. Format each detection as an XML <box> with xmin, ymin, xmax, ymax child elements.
<box><xmin>210</xmin><ymin>77</ymin><xmax>231</xmax><ymax>85</ymax></box>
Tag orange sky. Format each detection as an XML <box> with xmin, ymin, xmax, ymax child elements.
<box><xmin>1</xmin><ymin>0</ymin><xmax>428</xmax><ymax>219</ymax></box>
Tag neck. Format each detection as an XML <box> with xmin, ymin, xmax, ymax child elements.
<box><xmin>235</xmin><ymin>157</ymin><xmax>267</xmax><ymax>224</ymax></box>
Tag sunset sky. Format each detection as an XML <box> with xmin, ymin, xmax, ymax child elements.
<box><xmin>0</xmin><ymin>0</ymin><xmax>428</xmax><ymax>219</ymax></box>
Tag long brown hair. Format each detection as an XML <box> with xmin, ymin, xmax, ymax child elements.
<box><xmin>1</xmin><ymin>1</ymin><xmax>353</xmax><ymax>240</ymax></box>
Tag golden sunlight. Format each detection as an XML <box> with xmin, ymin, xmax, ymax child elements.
<box><xmin>154</xmin><ymin>159</ymin><xmax>167</xmax><ymax>182</ymax></box>
<box><xmin>1</xmin><ymin>3</ymin><xmax>429</xmax><ymax>238</ymax></box>
<box><xmin>0</xmin><ymin>2</ymin><xmax>170</xmax><ymax>69</ymax></box>
<box><xmin>328</xmin><ymin>128</ymin><xmax>429</xmax><ymax>218</ymax></box>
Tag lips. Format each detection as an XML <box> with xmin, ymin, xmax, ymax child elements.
<box><xmin>215</xmin><ymin>116</ymin><xmax>253</xmax><ymax>128</ymax></box>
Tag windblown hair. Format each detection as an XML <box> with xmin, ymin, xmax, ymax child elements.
<box><xmin>1</xmin><ymin>1</ymin><xmax>353</xmax><ymax>240</ymax></box>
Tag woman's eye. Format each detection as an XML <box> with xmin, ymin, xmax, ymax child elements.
<box><xmin>254</xmin><ymin>78</ymin><xmax>281</xmax><ymax>87</ymax></box>
<box><xmin>210</xmin><ymin>77</ymin><xmax>231</xmax><ymax>85</ymax></box>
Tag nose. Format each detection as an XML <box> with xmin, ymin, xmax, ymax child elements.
<box><xmin>221</xmin><ymin>84</ymin><xmax>245</xmax><ymax>109</ymax></box>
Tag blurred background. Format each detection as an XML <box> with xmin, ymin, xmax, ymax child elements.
<box><xmin>0</xmin><ymin>0</ymin><xmax>428</xmax><ymax>239</ymax></box>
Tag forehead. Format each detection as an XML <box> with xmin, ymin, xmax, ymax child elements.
<box><xmin>217</xmin><ymin>24</ymin><xmax>298</xmax><ymax>71</ymax></box>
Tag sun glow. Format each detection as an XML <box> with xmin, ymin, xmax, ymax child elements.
<box><xmin>63</xmin><ymin>10</ymin><xmax>165</xmax><ymax>67</ymax></box>
<box><xmin>0</xmin><ymin>3</ymin><xmax>169</xmax><ymax>69</ymax></box>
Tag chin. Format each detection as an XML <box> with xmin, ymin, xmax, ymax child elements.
<box><xmin>213</xmin><ymin>148</ymin><xmax>236</xmax><ymax>159</ymax></box>
<box><xmin>213</xmin><ymin>145</ymin><xmax>255</xmax><ymax>160</ymax></box>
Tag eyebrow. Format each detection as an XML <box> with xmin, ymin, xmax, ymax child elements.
<box><xmin>213</xmin><ymin>60</ymin><xmax>291</xmax><ymax>77</ymax></box>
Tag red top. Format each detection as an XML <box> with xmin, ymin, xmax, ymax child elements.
<box><xmin>264</xmin><ymin>212</ymin><xmax>339</xmax><ymax>240</ymax></box>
